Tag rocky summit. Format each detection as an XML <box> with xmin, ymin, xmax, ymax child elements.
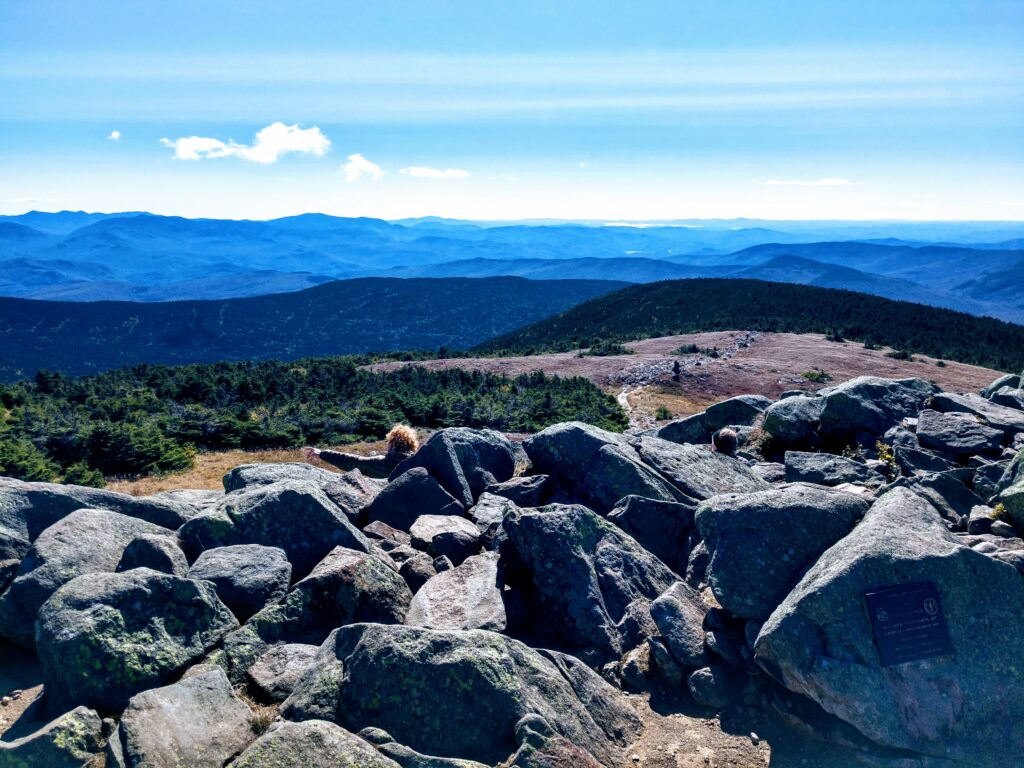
<box><xmin>2</xmin><ymin>373</ymin><xmax>1024</xmax><ymax>766</ymax></box>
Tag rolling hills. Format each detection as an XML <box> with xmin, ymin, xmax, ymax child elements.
<box><xmin>2</xmin><ymin>211</ymin><xmax>1023</xmax><ymax>323</ymax></box>
<box><xmin>474</xmin><ymin>278</ymin><xmax>1024</xmax><ymax>372</ymax></box>
<box><xmin>0</xmin><ymin>277</ymin><xmax>626</xmax><ymax>382</ymax></box>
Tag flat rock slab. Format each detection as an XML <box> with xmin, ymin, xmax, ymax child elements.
<box><xmin>783</xmin><ymin>451</ymin><xmax>881</xmax><ymax>487</ymax></box>
<box><xmin>409</xmin><ymin>515</ymin><xmax>480</xmax><ymax>551</ymax></box>
<box><xmin>113</xmin><ymin>668</ymin><xmax>255</xmax><ymax>768</ymax></box>
<box><xmin>405</xmin><ymin>552</ymin><xmax>506</xmax><ymax>631</ymax></box>
<box><xmin>916</xmin><ymin>409</ymin><xmax>1004</xmax><ymax>458</ymax></box>
<box><xmin>230</xmin><ymin>719</ymin><xmax>400</xmax><ymax>768</ymax></box>
<box><xmin>637</xmin><ymin>436</ymin><xmax>769</xmax><ymax>501</ymax></box>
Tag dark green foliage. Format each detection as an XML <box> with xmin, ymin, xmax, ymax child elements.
<box><xmin>676</xmin><ymin>344</ymin><xmax>700</xmax><ymax>354</ymax></box>
<box><xmin>655</xmin><ymin>406</ymin><xmax>673</xmax><ymax>420</ymax></box>
<box><xmin>802</xmin><ymin>370</ymin><xmax>831</xmax><ymax>383</ymax></box>
<box><xmin>0</xmin><ymin>437</ymin><xmax>57</xmax><ymax>481</ymax></box>
<box><xmin>0</xmin><ymin>357</ymin><xmax>625</xmax><ymax>482</ymax></box>
<box><xmin>886</xmin><ymin>349</ymin><xmax>914</xmax><ymax>361</ymax></box>
<box><xmin>582</xmin><ymin>340</ymin><xmax>633</xmax><ymax>357</ymax></box>
<box><xmin>62</xmin><ymin>462</ymin><xmax>106</xmax><ymax>488</ymax></box>
<box><xmin>0</xmin><ymin>277</ymin><xmax>625</xmax><ymax>382</ymax></box>
<box><xmin>475</xmin><ymin>279</ymin><xmax>1024</xmax><ymax>372</ymax></box>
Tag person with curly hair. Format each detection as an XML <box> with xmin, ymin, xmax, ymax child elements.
<box><xmin>305</xmin><ymin>424</ymin><xmax>420</xmax><ymax>479</ymax></box>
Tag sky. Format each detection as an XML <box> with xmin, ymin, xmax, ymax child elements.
<box><xmin>1</xmin><ymin>0</ymin><xmax>1023</xmax><ymax>221</ymax></box>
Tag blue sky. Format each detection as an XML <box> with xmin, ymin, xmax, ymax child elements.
<box><xmin>2</xmin><ymin>1</ymin><xmax>1023</xmax><ymax>220</ymax></box>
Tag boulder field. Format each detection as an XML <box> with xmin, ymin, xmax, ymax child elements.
<box><xmin>2</xmin><ymin>374</ymin><xmax>1024</xmax><ymax>766</ymax></box>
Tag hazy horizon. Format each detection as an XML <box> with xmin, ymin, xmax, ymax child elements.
<box><xmin>2</xmin><ymin>1</ymin><xmax>1022</xmax><ymax>222</ymax></box>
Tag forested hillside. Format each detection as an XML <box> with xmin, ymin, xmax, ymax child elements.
<box><xmin>476</xmin><ymin>278</ymin><xmax>1024</xmax><ymax>372</ymax></box>
<box><xmin>0</xmin><ymin>358</ymin><xmax>625</xmax><ymax>484</ymax></box>
<box><xmin>0</xmin><ymin>276</ymin><xmax>626</xmax><ymax>382</ymax></box>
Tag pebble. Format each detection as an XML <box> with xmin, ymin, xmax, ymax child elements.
<box><xmin>750</xmin><ymin>731</ymin><xmax>760</xmax><ymax>744</ymax></box>
<box><xmin>0</xmin><ymin>697</ymin><xmax>10</xmax><ymax>707</ymax></box>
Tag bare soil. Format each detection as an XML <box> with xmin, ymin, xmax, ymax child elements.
<box><xmin>366</xmin><ymin>330</ymin><xmax>1001</xmax><ymax>429</ymax></box>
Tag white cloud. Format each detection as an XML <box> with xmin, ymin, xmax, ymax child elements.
<box><xmin>107</xmin><ymin>130</ymin><xmax>121</xmax><ymax>141</ymax></box>
<box><xmin>343</xmin><ymin>153</ymin><xmax>386</xmax><ymax>182</ymax></box>
<box><xmin>754</xmin><ymin>177</ymin><xmax>854</xmax><ymax>187</ymax></box>
<box><xmin>578</xmin><ymin>161</ymin><xmax>588</xmax><ymax>168</ymax></box>
<box><xmin>159</xmin><ymin>122</ymin><xmax>330</xmax><ymax>163</ymax></box>
<box><xmin>399</xmin><ymin>166</ymin><xmax>470</xmax><ymax>180</ymax></box>
<box><xmin>10</xmin><ymin>196</ymin><xmax>58</xmax><ymax>204</ymax></box>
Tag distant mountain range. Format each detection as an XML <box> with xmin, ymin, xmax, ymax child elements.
<box><xmin>1</xmin><ymin>211</ymin><xmax>1023</xmax><ymax>323</ymax></box>
<box><xmin>0</xmin><ymin>277</ymin><xmax>626</xmax><ymax>382</ymax></box>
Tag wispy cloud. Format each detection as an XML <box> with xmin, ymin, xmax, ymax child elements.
<box><xmin>107</xmin><ymin>130</ymin><xmax>121</xmax><ymax>141</ymax></box>
<box><xmin>160</xmin><ymin>122</ymin><xmax>330</xmax><ymax>163</ymax></box>
<box><xmin>754</xmin><ymin>177</ymin><xmax>855</xmax><ymax>187</ymax></box>
<box><xmin>399</xmin><ymin>166</ymin><xmax>470</xmax><ymax>180</ymax></box>
<box><xmin>343</xmin><ymin>153</ymin><xmax>386</xmax><ymax>182</ymax></box>
<box><xmin>9</xmin><ymin>196</ymin><xmax>59</xmax><ymax>204</ymax></box>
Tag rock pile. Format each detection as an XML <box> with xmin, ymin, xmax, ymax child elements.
<box><xmin>2</xmin><ymin>374</ymin><xmax>1024</xmax><ymax>766</ymax></box>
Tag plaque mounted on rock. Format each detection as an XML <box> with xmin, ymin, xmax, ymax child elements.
<box><xmin>864</xmin><ymin>580</ymin><xmax>954</xmax><ymax>667</ymax></box>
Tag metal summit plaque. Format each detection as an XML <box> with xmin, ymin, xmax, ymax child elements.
<box><xmin>863</xmin><ymin>581</ymin><xmax>954</xmax><ymax>667</ymax></box>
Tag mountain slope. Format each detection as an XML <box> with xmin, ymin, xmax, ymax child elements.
<box><xmin>474</xmin><ymin>278</ymin><xmax>1024</xmax><ymax>372</ymax></box>
<box><xmin>0</xmin><ymin>277</ymin><xmax>627</xmax><ymax>382</ymax></box>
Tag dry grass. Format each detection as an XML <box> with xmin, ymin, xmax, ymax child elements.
<box><xmin>107</xmin><ymin>440</ymin><xmax>388</xmax><ymax>496</ymax></box>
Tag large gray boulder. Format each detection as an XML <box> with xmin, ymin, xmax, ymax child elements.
<box><xmin>762</xmin><ymin>395</ymin><xmax>825</xmax><ymax>450</ymax></box>
<box><xmin>817</xmin><ymin>377</ymin><xmax>938</xmax><ymax>443</ymax></box>
<box><xmin>0</xmin><ymin>508</ymin><xmax>173</xmax><ymax>649</ymax></box>
<box><xmin>755</xmin><ymin>487</ymin><xmax>1024</xmax><ymax>761</ymax></box>
<box><xmin>523</xmin><ymin>422</ymin><xmax>685</xmax><ymax>512</ymax></box>
<box><xmin>502</xmin><ymin>504</ymin><xmax>677</xmax><ymax>659</ymax></box>
<box><xmin>221</xmin><ymin>546</ymin><xmax>411</xmax><ymax>680</ymax></box>
<box><xmin>695</xmin><ymin>485</ymin><xmax>869</xmax><ymax>619</ymax></box>
<box><xmin>649</xmin><ymin>581</ymin><xmax>708</xmax><ymax>668</ymax></box>
<box><xmin>0</xmin><ymin>478</ymin><xmax>196</xmax><ymax>541</ymax></box>
<box><xmin>405</xmin><ymin>552</ymin><xmax>506</xmax><ymax>631</ymax></box>
<box><xmin>178</xmin><ymin>480</ymin><xmax>369</xmax><ymax>578</ymax></box>
<box><xmin>390</xmin><ymin>428</ymin><xmax>516</xmax><ymax>507</ymax></box>
<box><xmin>229</xmin><ymin>720</ymin><xmax>401</xmax><ymax>768</ymax></box>
<box><xmin>224</xmin><ymin>462</ymin><xmax>383</xmax><ymax>523</ymax></box>
<box><xmin>636</xmin><ymin>436</ymin><xmax>769</xmax><ymax>501</ymax></box>
<box><xmin>999</xmin><ymin>448</ymin><xmax>1024</xmax><ymax>527</ymax></box>
<box><xmin>982</xmin><ymin>373</ymin><xmax>1021</xmax><ymax>399</ymax></box>
<box><xmin>783</xmin><ymin>451</ymin><xmax>881</xmax><ymax>487</ymax></box>
<box><xmin>281</xmin><ymin>623</ymin><xmax>642</xmax><ymax>767</ymax></box>
<box><xmin>656</xmin><ymin>395</ymin><xmax>772</xmax><ymax>445</ymax></box>
<box><xmin>362</xmin><ymin>468</ymin><xmax>464</xmax><ymax>532</ymax></box>
<box><xmin>483</xmin><ymin>474</ymin><xmax>551</xmax><ymax>507</ymax></box>
<box><xmin>0</xmin><ymin>706</ymin><xmax>103</xmax><ymax>767</ymax></box>
<box><xmin>607</xmin><ymin>495</ymin><xmax>695</xmax><ymax>575</ymax></box>
<box><xmin>111</xmin><ymin>668</ymin><xmax>255</xmax><ymax>768</ymax></box>
<box><xmin>0</xmin><ymin>479</ymin><xmax>193</xmax><ymax>582</ymax></box>
<box><xmin>36</xmin><ymin>568</ymin><xmax>238</xmax><ymax>711</ymax></box>
<box><xmin>916</xmin><ymin>409</ymin><xmax>1004</xmax><ymax>458</ymax></box>
<box><xmin>116</xmin><ymin>533</ymin><xmax>189</xmax><ymax>577</ymax></box>
<box><xmin>992</xmin><ymin>387</ymin><xmax>1024</xmax><ymax>411</ymax></box>
<box><xmin>188</xmin><ymin>544</ymin><xmax>291</xmax><ymax>622</ymax></box>
<box><xmin>932</xmin><ymin>392</ymin><xmax>1024</xmax><ymax>438</ymax></box>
